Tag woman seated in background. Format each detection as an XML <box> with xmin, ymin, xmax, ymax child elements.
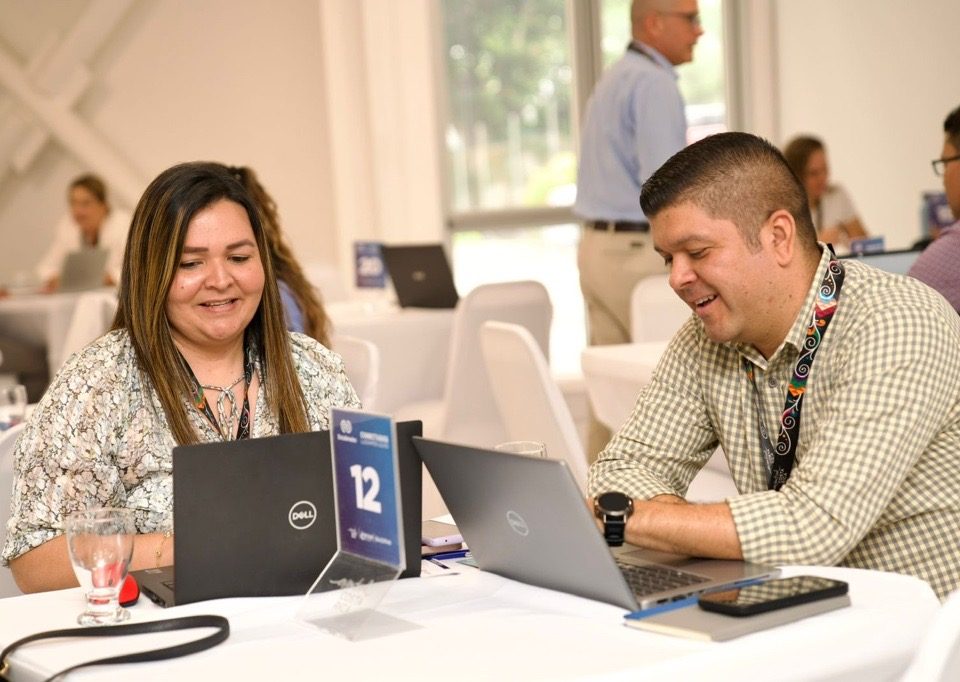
<box><xmin>231</xmin><ymin>166</ymin><xmax>332</xmax><ymax>346</ymax></box>
<box><xmin>36</xmin><ymin>173</ymin><xmax>131</xmax><ymax>292</ymax></box>
<box><xmin>2</xmin><ymin>161</ymin><xmax>360</xmax><ymax>593</ymax></box>
<box><xmin>783</xmin><ymin>135</ymin><xmax>868</xmax><ymax>251</ymax></box>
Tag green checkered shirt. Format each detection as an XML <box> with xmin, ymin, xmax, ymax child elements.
<box><xmin>590</xmin><ymin>249</ymin><xmax>960</xmax><ymax>599</ymax></box>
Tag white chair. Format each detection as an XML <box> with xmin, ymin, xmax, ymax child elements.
<box><xmin>901</xmin><ymin>587</ymin><xmax>960</xmax><ymax>681</ymax></box>
<box><xmin>332</xmin><ymin>334</ymin><xmax>380</xmax><ymax>410</ymax></box>
<box><xmin>0</xmin><ymin>423</ymin><xmax>25</xmax><ymax>598</ymax></box>
<box><xmin>630</xmin><ymin>274</ymin><xmax>690</xmax><ymax>342</ymax></box>
<box><xmin>393</xmin><ymin>281</ymin><xmax>552</xmax><ymax>518</ymax></box>
<box><xmin>480</xmin><ymin>321</ymin><xmax>589</xmax><ymax>492</ymax></box>
<box><xmin>57</xmin><ymin>291</ymin><xmax>119</xmax><ymax>370</ymax></box>
<box><xmin>393</xmin><ymin>280</ymin><xmax>552</xmax><ymax>447</ymax></box>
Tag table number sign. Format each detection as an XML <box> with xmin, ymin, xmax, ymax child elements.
<box><xmin>354</xmin><ymin>241</ymin><xmax>386</xmax><ymax>289</ymax></box>
<box><xmin>330</xmin><ymin>408</ymin><xmax>404</xmax><ymax>570</ymax></box>
<box><xmin>298</xmin><ymin>408</ymin><xmax>405</xmax><ymax>638</ymax></box>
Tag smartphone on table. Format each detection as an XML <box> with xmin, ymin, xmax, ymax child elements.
<box><xmin>698</xmin><ymin>575</ymin><xmax>849</xmax><ymax>617</ymax></box>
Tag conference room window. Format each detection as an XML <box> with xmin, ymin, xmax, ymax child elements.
<box><xmin>439</xmin><ymin>0</ymin><xmax>730</xmax><ymax>373</ymax></box>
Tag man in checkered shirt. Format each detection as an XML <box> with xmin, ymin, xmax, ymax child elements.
<box><xmin>589</xmin><ymin>132</ymin><xmax>960</xmax><ymax>599</ymax></box>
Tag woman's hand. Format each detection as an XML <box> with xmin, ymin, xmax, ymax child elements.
<box><xmin>9</xmin><ymin>531</ymin><xmax>175</xmax><ymax>594</ymax></box>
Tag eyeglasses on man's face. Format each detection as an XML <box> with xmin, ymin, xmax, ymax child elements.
<box><xmin>659</xmin><ymin>11</ymin><xmax>702</xmax><ymax>28</ymax></box>
<box><xmin>932</xmin><ymin>154</ymin><xmax>960</xmax><ymax>176</ymax></box>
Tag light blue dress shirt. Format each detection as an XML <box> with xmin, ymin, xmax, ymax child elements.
<box><xmin>574</xmin><ymin>42</ymin><xmax>687</xmax><ymax>222</ymax></box>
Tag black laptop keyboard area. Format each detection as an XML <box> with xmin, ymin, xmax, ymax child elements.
<box><xmin>162</xmin><ymin>580</ymin><xmax>176</xmax><ymax>591</ymax></box>
<box><xmin>615</xmin><ymin>560</ymin><xmax>707</xmax><ymax>597</ymax></box>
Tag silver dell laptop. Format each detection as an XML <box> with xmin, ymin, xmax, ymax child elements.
<box><xmin>59</xmin><ymin>248</ymin><xmax>110</xmax><ymax>292</ymax></box>
<box><xmin>413</xmin><ymin>438</ymin><xmax>779</xmax><ymax>611</ymax></box>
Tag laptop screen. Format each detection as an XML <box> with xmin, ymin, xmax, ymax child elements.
<box><xmin>382</xmin><ymin>244</ymin><xmax>459</xmax><ymax>309</ymax></box>
<box><xmin>839</xmin><ymin>248</ymin><xmax>921</xmax><ymax>276</ymax></box>
<box><xmin>164</xmin><ymin>421</ymin><xmax>423</xmax><ymax>606</ymax></box>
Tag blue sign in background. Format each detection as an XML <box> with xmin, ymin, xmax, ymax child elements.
<box><xmin>354</xmin><ymin>241</ymin><xmax>386</xmax><ymax>289</ymax></box>
<box><xmin>330</xmin><ymin>408</ymin><xmax>403</xmax><ymax>569</ymax></box>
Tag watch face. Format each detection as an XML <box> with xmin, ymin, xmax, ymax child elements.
<box><xmin>597</xmin><ymin>491</ymin><xmax>631</xmax><ymax>514</ymax></box>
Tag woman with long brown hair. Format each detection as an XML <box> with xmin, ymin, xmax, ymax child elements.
<box><xmin>783</xmin><ymin>135</ymin><xmax>868</xmax><ymax>250</ymax></box>
<box><xmin>2</xmin><ymin>162</ymin><xmax>359</xmax><ymax>592</ymax></box>
<box><xmin>230</xmin><ymin>166</ymin><xmax>332</xmax><ymax>347</ymax></box>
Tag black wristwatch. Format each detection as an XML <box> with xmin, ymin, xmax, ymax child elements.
<box><xmin>594</xmin><ymin>491</ymin><xmax>633</xmax><ymax>547</ymax></box>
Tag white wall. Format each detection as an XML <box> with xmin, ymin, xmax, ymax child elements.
<box><xmin>774</xmin><ymin>0</ymin><xmax>960</xmax><ymax>249</ymax></box>
<box><xmin>317</xmin><ymin>0</ymin><xmax>445</xmax><ymax>288</ymax></box>
<box><xmin>0</xmin><ymin>0</ymin><xmax>339</xmax><ymax>283</ymax></box>
<box><xmin>3</xmin><ymin>0</ymin><xmax>957</xmax><ymax>285</ymax></box>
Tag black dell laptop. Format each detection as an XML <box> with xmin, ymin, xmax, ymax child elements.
<box><xmin>381</xmin><ymin>244</ymin><xmax>459</xmax><ymax>309</ymax></box>
<box><xmin>133</xmin><ymin>421</ymin><xmax>422</xmax><ymax>607</ymax></box>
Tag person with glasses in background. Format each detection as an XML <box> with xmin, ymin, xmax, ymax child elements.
<box><xmin>574</xmin><ymin>0</ymin><xmax>702</xmax><ymax>461</ymax></box>
<box><xmin>907</xmin><ymin>105</ymin><xmax>960</xmax><ymax>313</ymax></box>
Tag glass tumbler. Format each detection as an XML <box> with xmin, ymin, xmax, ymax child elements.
<box><xmin>65</xmin><ymin>508</ymin><xmax>135</xmax><ymax>626</ymax></box>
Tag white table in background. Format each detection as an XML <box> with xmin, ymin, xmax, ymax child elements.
<box><xmin>0</xmin><ymin>564</ymin><xmax>938</xmax><ymax>681</ymax></box>
<box><xmin>327</xmin><ymin>300</ymin><xmax>453</xmax><ymax>414</ymax></box>
<box><xmin>0</xmin><ymin>294</ymin><xmax>454</xmax><ymax>413</ymax></box>
<box><xmin>581</xmin><ymin>341</ymin><xmax>668</xmax><ymax>431</ymax></box>
<box><xmin>0</xmin><ymin>291</ymin><xmax>92</xmax><ymax>381</ymax></box>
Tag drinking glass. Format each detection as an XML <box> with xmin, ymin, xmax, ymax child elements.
<box><xmin>66</xmin><ymin>508</ymin><xmax>135</xmax><ymax>626</ymax></box>
<box><xmin>0</xmin><ymin>384</ymin><xmax>27</xmax><ymax>431</ymax></box>
<box><xmin>494</xmin><ymin>440</ymin><xmax>547</xmax><ymax>458</ymax></box>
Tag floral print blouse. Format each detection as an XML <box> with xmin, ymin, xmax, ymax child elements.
<box><xmin>1</xmin><ymin>329</ymin><xmax>360</xmax><ymax>564</ymax></box>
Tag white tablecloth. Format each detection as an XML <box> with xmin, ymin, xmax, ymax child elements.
<box><xmin>581</xmin><ymin>341</ymin><xmax>668</xmax><ymax>431</ymax></box>
<box><xmin>0</xmin><ymin>295</ymin><xmax>453</xmax><ymax>414</ymax></box>
<box><xmin>328</xmin><ymin>301</ymin><xmax>453</xmax><ymax>414</ymax></box>
<box><xmin>0</xmin><ymin>291</ymin><xmax>90</xmax><ymax>380</ymax></box>
<box><xmin>0</xmin><ymin>564</ymin><xmax>939</xmax><ymax>681</ymax></box>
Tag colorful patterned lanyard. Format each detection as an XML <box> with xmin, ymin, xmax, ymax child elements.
<box><xmin>742</xmin><ymin>259</ymin><xmax>845</xmax><ymax>490</ymax></box>
<box><xmin>181</xmin><ymin>341</ymin><xmax>256</xmax><ymax>441</ymax></box>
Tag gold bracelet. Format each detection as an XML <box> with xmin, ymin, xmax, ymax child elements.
<box><xmin>155</xmin><ymin>530</ymin><xmax>172</xmax><ymax>568</ymax></box>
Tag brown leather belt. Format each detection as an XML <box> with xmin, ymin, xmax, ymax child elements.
<box><xmin>591</xmin><ymin>220</ymin><xmax>650</xmax><ymax>232</ymax></box>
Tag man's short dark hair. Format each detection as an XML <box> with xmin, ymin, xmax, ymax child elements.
<box><xmin>945</xmin><ymin>105</ymin><xmax>960</xmax><ymax>150</ymax></box>
<box><xmin>640</xmin><ymin>132</ymin><xmax>819</xmax><ymax>253</ymax></box>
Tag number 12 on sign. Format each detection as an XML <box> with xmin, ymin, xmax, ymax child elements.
<box><xmin>329</xmin><ymin>408</ymin><xmax>404</xmax><ymax>569</ymax></box>
<box><xmin>349</xmin><ymin>464</ymin><xmax>382</xmax><ymax>513</ymax></box>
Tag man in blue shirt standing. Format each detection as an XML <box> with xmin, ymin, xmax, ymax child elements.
<box><xmin>574</xmin><ymin>0</ymin><xmax>702</xmax><ymax>458</ymax></box>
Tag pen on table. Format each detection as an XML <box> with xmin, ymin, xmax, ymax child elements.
<box><xmin>426</xmin><ymin>557</ymin><xmax>451</xmax><ymax>570</ymax></box>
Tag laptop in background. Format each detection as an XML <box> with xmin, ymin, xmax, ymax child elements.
<box><xmin>58</xmin><ymin>248</ymin><xmax>109</xmax><ymax>292</ymax></box>
<box><xmin>413</xmin><ymin>437</ymin><xmax>779</xmax><ymax>611</ymax></box>
<box><xmin>840</xmin><ymin>248</ymin><xmax>922</xmax><ymax>276</ymax></box>
<box><xmin>381</xmin><ymin>244</ymin><xmax>459</xmax><ymax>309</ymax></box>
<box><xmin>133</xmin><ymin>421</ymin><xmax>423</xmax><ymax>607</ymax></box>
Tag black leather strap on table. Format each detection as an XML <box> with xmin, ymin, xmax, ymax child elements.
<box><xmin>591</xmin><ymin>220</ymin><xmax>650</xmax><ymax>232</ymax></box>
<box><xmin>0</xmin><ymin>614</ymin><xmax>229</xmax><ymax>682</ymax></box>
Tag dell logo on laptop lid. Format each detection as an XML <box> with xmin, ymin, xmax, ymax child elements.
<box><xmin>288</xmin><ymin>500</ymin><xmax>317</xmax><ymax>530</ymax></box>
<box><xmin>506</xmin><ymin>510</ymin><xmax>529</xmax><ymax>537</ymax></box>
